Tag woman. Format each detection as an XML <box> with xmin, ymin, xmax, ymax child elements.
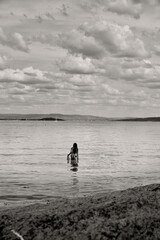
<box><xmin>67</xmin><ymin>143</ymin><xmax>79</xmax><ymax>165</ymax></box>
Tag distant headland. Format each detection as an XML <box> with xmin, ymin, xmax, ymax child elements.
<box><xmin>0</xmin><ymin>114</ymin><xmax>160</xmax><ymax>121</ymax></box>
<box><xmin>115</xmin><ymin>117</ymin><xmax>160</xmax><ymax>122</ymax></box>
<box><xmin>0</xmin><ymin>113</ymin><xmax>109</xmax><ymax>121</ymax></box>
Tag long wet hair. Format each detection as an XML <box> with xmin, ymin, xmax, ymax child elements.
<box><xmin>72</xmin><ymin>143</ymin><xmax>78</xmax><ymax>154</ymax></box>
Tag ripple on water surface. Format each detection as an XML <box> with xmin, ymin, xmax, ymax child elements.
<box><xmin>0</xmin><ymin>120</ymin><xmax>160</xmax><ymax>202</ymax></box>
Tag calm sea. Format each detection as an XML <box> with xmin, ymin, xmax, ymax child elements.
<box><xmin>0</xmin><ymin>120</ymin><xmax>160</xmax><ymax>204</ymax></box>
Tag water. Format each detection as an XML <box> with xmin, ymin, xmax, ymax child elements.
<box><xmin>0</xmin><ymin>120</ymin><xmax>160</xmax><ymax>203</ymax></box>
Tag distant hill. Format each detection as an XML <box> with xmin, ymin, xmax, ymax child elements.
<box><xmin>0</xmin><ymin>114</ymin><xmax>160</xmax><ymax>121</ymax></box>
<box><xmin>115</xmin><ymin>117</ymin><xmax>160</xmax><ymax>122</ymax></box>
<box><xmin>0</xmin><ymin>113</ymin><xmax>109</xmax><ymax>121</ymax></box>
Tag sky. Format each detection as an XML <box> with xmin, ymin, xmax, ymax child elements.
<box><xmin>1</xmin><ymin>0</ymin><xmax>160</xmax><ymax>117</ymax></box>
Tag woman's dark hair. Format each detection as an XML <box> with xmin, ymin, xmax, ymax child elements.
<box><xmin>73</xmin><ymin>143</ymin><xmax>78</xmax><ymax>154</ymax></box>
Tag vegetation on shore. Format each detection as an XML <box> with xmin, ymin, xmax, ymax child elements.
<box><xmin>0</xmin><ymin>184</ymin><xmax>159</xmax><ymax>239</ymax></box>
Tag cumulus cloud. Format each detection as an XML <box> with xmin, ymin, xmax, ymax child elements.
<box><xmin>58</xmin><ymin>21</ymin><xmax>148</xmax><ymax>61</ymax></box>
<box><xmin>90</xmin><ymin>56</ymin><xmax>160</xmax><ymax>90</ymax></box>
<box><xmin>102</xmin><ymin>83</ymin><xmax>120</xmax><ymax>95</ymax></box>
<box><xmin>80</xmin><ymin>0</ymin><xmax>160</xmax><ymax>19</ymax></box>
<box><xmin>31</xmin><ymin>33</ymin><xmax>56</xmax><ymax>46</ymax></box>
<box><xmin>59</xmin><ymin>54</ymin><xmax>104</xmax><ymax>74</ymax></box>
<box><xmin>11</xmin><ymin>33</ymin><xmax>29</xmax><ymax>52</ymax></box>
<box><xmin>58</xmin><ymin>29</ymin><xmax>105</xmax><ymax>59</ymax></box>
<box><xmin>121</xmin><ymin>58</ymin><xmax>152</xmax><ymax>69</ymax></box>
<box><xmin>79</xmin><ymin>0</ymin><xmax>143</xmax><ymax>18</ymax></box>
<box><xmin>132</xmin><ymin>0</ymin><xmax>160</xmax><ymax>5</ymax></box>
<box><xmin>8</xmin><ymin>86</ymin><xmax>34</xmax><ymax>95</ymax></box>
<box><xmin>69</xmin><ymin>74</ymin><xmax>96</xmax><ymax>87</ymax></box>
<box><xmin>0</xmin><ymin>67</ymin><xmax>50</xmax><ymax>84</ymax></box>
<box><xmin>120</xmin><ymin>63</ymin><xmax>160</xmax><ymax>89</ymax></box>
<box><xmin>62</xmin><ymin>74</ymin><xmax>123</xmax><ymax>107</ymax></box>
<box><xmin>0</xmin><ymin>66</ymin><xmax>61</xmax><ymax>107</ymax></box>
<box><xmin>107</xmin><ymin>0</ymin><xmax>142</xmax><ymax>19</ymax></box>
<box><xmin>0</xmin><ymin>27</ymin><xmax>29</xmax><ymax>52</ymax></box>
<box><xmin>81</xmin><ymin>21</ymin><xmax>149</xmax><ymax>58</ymax></box>
<box><xmin>1</xmin><ymin>0</ymin><xmax>160</xmax><ymax>115</ymax></box>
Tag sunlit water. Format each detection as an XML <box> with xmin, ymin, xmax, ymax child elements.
<box><xmin>0</xmin><ymin>120</ymin><xmax>160</xmax><ymax>203</ymax></box>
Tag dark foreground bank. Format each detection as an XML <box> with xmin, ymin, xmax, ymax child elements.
<box><xmin>0</xmin><ymin>184</ymin><xmax>160</xmax><ymax>240</ymax></box>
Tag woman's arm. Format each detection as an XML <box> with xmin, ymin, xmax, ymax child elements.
<box><xmin>67</xmin><ymin>152</ymin><xmax>71</xmax><ymax>163</ymax></box>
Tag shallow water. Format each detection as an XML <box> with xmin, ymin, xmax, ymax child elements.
<box><xmin>0</xmin><ymin>120</ymin><xmax>160</xmax><ymax>203</ymax></box>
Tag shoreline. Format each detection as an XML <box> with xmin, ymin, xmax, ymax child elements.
<box><xmin>0</xmin><ymin>183</ymin><xmax>159</xmax><ymax>239</ymax></box>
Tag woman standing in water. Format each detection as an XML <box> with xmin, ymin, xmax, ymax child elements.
<box><xmin>67</xmin><ymin>143</ymin><xmax>79</xmax><ymax>165</ymax></box>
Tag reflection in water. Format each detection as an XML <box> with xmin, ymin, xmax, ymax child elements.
<box><xmin>71</xmin><ymin>172</ymin><xmax>79</xmax><ymax>197</ymax></box>
<box><xmin>70</xmin><ymin>167</ymin><xmax>78</xmax><ymax>172</ymax></box>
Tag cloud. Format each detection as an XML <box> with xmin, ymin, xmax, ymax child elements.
<box><xmin>8</xmin><ymin>86</ymin><xmax>34</xmax><ymax>95</ymax></box>
<box><xmin>45</xmin><ymin>12</ymin><xmax>55</xmax><ymax>21</ymax></box>
<box><xmin>132</xmin><ymin>0</ymin><xmax>160</xmax><ymax>5</ymax></box>
<box><xmin>102</xmin><ymin>83</ymin><xmax>120</xmax><ymax>95</ymax></box>
<box><xmin>120</xmin><ymin>63</ymin><xmax>160</xmax><ymax>89</ymax></box>
<box><xmin>81</xmin><ymin>21</ymin><xmax>149</xmax><ymax>58</ymax></box>
<box><xmin>0</xmin><ymin>66</ymin><xmax>60</xmax><ymax>106</ymax></box>
<box><xmin>90</xmin><ymin>56</ymin><xmax>159</xmax><ymax>89</ymax></box>
<box><xmin>69</xmin><ymin>74</ymin><xmax>96</xmax><ymax>87</ymax></box>
<box><xmin>11</xmin><ymin>33</ymin><xmax>29</xmax><ymax>52</ymax></box>
<box><xmin>63</xmin><ymin>74</ymin><xmax>123</xmax><ymax>107</ymax></box>
<box><xmin>1</xmin><ymin>0</ymin><xmax>160</xmax><ymax>116</ymax></box>
<box><xmin>0</xmin><ymin>67</ymin><xmax>51</xmax><ymax>85</ymax></box>
<box><xmin>0</xmin><ymin>55</ymin><xmax>7</xmax><ymax>69</ymax></box>
<box><xmin>31</xmin><ymin>33</ymin><xmax>56</xmax><ymax>46</ymax></box>
<box><xmin>59</xmin><ymin>54</ymin><xmax>103</xmax><ymax>75</ymax></box>
<box><xmin>35</xmin><ymin>15</ymin><xmax>43</xmax><ymax>23</ymax></box>
<box><xmin>107</xmin><ymin>0</ymin><xmax>142</xmax><ymax>19</ymax></box>
<box><xmin>121</xmin><ymin>58</ymin><xmax>152</xmax><ymax>69</ymax></box>
<box><xmin>58</xmin><ymin>21</ymin><xmax>149</xmax><ymax>61</ymax></box>
<box><xmin>79</xmin><ymin>0</ymin><xmax>143</xmax><ymax>18</ymax></box>
<box><xmin>153</xmin><ymin>45</ymin><xmax>160</xmax><ymax>56</ymax></box>
<box><xmin>0</xmin><ymin>27</ymin><xmax>29</xmax><ymax>52</ymax></box>
<box><xmin>80</xmin><ymin>0</ymin><xmax>160</xmax><ymax>19</ymax></box>
<box><xmin>58</xmin><ymin>29</ymin><xmax>105</xmax><ymax>59</ymax></box>
<box><xmin>60</xmin><ymin>4</ymin><xmax>69</xmax><ymax>16</ymax></box>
